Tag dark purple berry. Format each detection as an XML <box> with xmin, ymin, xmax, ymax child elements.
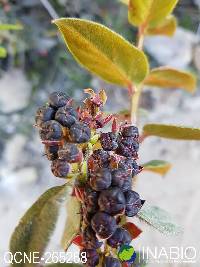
<box><xmin>48</xmin><ymin>92</ymin><xmax>70</xmax><ymax>109</ymax></box>
<box><xmin>118</xmin><ymin>158</ymin><xmax>140</xmax><ymax>177</ymax></box>
<box><xmin>116</xmin><ymin>137</ymin><xmax>139</xmax><ymax>158</ymax></box>
<box><xmin>58</xmin><ymin>144</ymin><xmax>82</xmax><ymax>163</ymax></box>
<box><xmin>112</xmin><ymin>168</ymin><xmax>132</xmax><ymax>192</ymax></box>
<box><xmin>39</xmin><ymin>120</ymin><xmax>63</xmax><ymax>141</ymax></box>
<box><xmin>55</xmin><ymin>106</ymin><xmax>77</xmax><ymax>127</ymax></box>
<box><xmin>124</xmin><ymin>190</ymin><xmax>142</xmax><ymax>217</ymax></box>
<box><xmin>70</xmin><ymin>123</ymin><xmax>91</xmax><ymax>143</ymax></box>
<box><xmin>82</xmin><ymin>226</ymin><xmax>102</xmax><ymax>249</ymax></box>
<box><xmin>98</xmin><ymin>187</ymin><xmax>125</xmax><ymax>215</ymax></box>
<box><xmin>35</xmin><ymin>106</ymin><xmax>55</xmax><ymax>126</ymax></box>
<box><xmin>84</xmin><ymin>187</ymin><xmax>99</xmax><ymax>213</ymax></box>
<box><xmin>88</xmin><ymin>149</ymin><xmax>110</xmax><ymax>170</ymax></box>
<box><xmin>89</xmin><ymin>168</ymin><xmax>112</xmax><ymax>191</ymax></box>
<box><xmin>122</xmin><ymin>125</ymin><xmax>139</xmax><ymax>139</ymax></box>
<box><xmin>80</xmin><ymin>249</ymin><xmax>99</xmax><ymax>267</ymax></box>
<box><xmin>44</xmin><ymin>145</ymin><xmax>59</xmax><ymax>161</ymax></box>
<box><xmin>51</xmin><ymin>159</ymin><xmax>70</xmax><ymax>177</ymax></box>
<box><xmin>100</xmin><ymin>132</ymin><xmax>118</xmax><ymax>151</ymax></box>
<box><xmin>103</xmin><ymin>257</ymin><xmax>121</xmax><ymax>267</ymax></box>
<box><xmin>107</xmin><ymin>227</ymin><xmax>132</xmax><ymax>248</ymax></box>
<box><xmin>91</xmin><ymin>212</ymin><xmax>117</xmax><ymax>239</ymax></box>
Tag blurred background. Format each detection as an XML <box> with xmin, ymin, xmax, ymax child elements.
<box><xmin>0</xmin><ymin>0</ymin><xmax>200</xmax><ymax>266</ymax></box>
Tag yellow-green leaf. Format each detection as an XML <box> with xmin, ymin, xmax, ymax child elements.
<box><xmin>146</xmin><ymin>15</ymin><xmax>177</xmax><ymax>36</ymax></box>
<box><xmin>10</xmin><ymin>185</ymin><xmax>69</xmax><ymax>267</ymax></box>
<box><xmin>144</xmin><ymin>67</ymin><xmax>197</xmax><ymax>93</ymax></box>
<box><xmin>0</xmin><ymin>46</ymin><xmax>7</xmax><ymax>58</ymax></box>
<box><xmin>128</xmin><ymin>0</ymin><xmax>178</xmax><ymax>27</ymax></box>
<box><xmin>0</xmin><ymin>23</ymin><xmax>23</xmax><ymax>30</ymax></box>
<box><xmin>143</xmin><ymin>124</ymin><xmax>200</xmax><ymax>140</ymax></box>
<box><xmin>61</xmin><ymin>195</ymin><xmax>81</xmax><ymax>251</ymax></box>
<box><xmin>53</xmin><ymin>18</ymin><xmax>149</xmax><ymax>86</ymax></box>
<box><xmin>142</xmin><ymin>160</ymin><xmax>171</xmax><ymax>176</ymax></box>
<box><xmin>119</xmin><ymin>0</ymin><xmax>129</xmax><ymax>4</ymax></box>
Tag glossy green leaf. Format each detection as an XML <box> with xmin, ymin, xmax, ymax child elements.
<box><xmin>10</xmin><ymin>185</ymin><xmax>69</xmax><ymax>267</ymax></box>
<box><xmin>0</xmin><ymin>46</ymin><xmax>7</xmax><ymax>58</ymax></box>
<box><xmin>128</xmin><ymin>0</ymin><xmax>178</xmax><ymax>27</ymax></box>
<box><xmin>143</xmin><ymin>124</ymin><xmax>200</xmax><ymax>140</ymax></box>
<box><xmin>0</xmin><ymin>23</ymin><xmax>23</xmax><ymax>30</ymax></box>
<box><xmin>144</xmin><ymin>67</ymin><xmax>197</xmax><ymax>93</ymax></box>
<box><xmin>146</xmin><ymin>15</ymin><xmax>177</xmax><ymax>36</ymax></box>
<box><xmin>53</xmin><ymin>18</ymin><xmax>149</xmax><ymax>86</ymax></box>
<box><xmin>137</xmin><ymin>202</ymin><xmax>183</xmax><ymax>235</ymax></box>
<box><xmin>143</xmin><ymin>160</ymin><xmax>171</xmax><ymax>176</ymax></box>
<box><xmin>61</xmin><ymin>196</ymin><xmax>81</xmax><ymax>251</ymax></box>
<box><xmin>45</xmin><ymin>264</ymin><xmax>83</xmax><ymax>267</ymax></box>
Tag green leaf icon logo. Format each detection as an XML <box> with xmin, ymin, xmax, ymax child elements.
<box><xmin>118</xmin><ymin>245</ymin><xmax>136</xmax><ymax>262</ymax></box>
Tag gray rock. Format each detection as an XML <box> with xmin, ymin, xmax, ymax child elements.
<box><xmin>0</xmin><ymin>69</ymin><xmax>31</xmax><ymax>113</ymax></box>
<box><xmin>193</xmin><ymin>44</ymin><xmax>200</xmax><ymax>72</ymax></box>
<box><xmin>194</xmin><ymin>0</ymin><xmax>200</xmax><ymax>8</ymax></box>
<box><xmin>144</xmin><ymin>28</ymin><xmax>199</xmax><ymax>68</ymax></box>
<box><xmin>4</xmin><ymin>134</ymin><xmax>27</xmax><ymax>170</ymax></box>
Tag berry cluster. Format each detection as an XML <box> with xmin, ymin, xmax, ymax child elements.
<box><xmin>35</xmin><ymin>91</ymin><xmax>91</xmax><ymax>178</ymax></box>
<box><xmin>35</xmin><ymin>90</ymin><xmax>144</xmax><ymax>267</ymax></box>
<box><xmin>80</xmin><ymin>126</ymin><xmax>143</xmax><ymax>266</ymax></box>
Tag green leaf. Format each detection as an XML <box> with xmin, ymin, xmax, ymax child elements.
<box><xmin>143</xmin><ymin>124</ymin><xmax>200</xmax><ymax>140</ymax></box>
<box><xmin>137</xmin><ymin>202</ymin><xmax>183</xmax><ymax>235</ymax></box>
<box><xmin>53</xmin><ymin>18</ymin><xmax>149</xmax><ymax>86</ymax></box>
<box><xmin>45</xmin><ymin>264</ymin><xmax>83</xmax><ymax>267</ymax></box>
<box><xmin>0</xmin><ymin>23</ymin><xmax>23</xmax><ymax>30</ymax></box>
<box><xmin>142</xmin><ymin>160</ymin><xmax>171</xmax><ymax>176</ymax></box>
<box><xmin>10</xmin><ymin>184</ymin><xmax>69</xmax><ymax>267</ymax></box>
<box><xmin>146</xmin><ymin>15</ymin><xmax>177</xmax><ymax>36</ymax></box>
<box><xmin>61</xmin><ymin>196</ymin><xmax>81</xmax><ymax>251</ymax></box>
<box><xmin>0</xmin><ymin>46</ymin><xmax>7</xmax><ymax>58</ymax></box>
<box><xmin>128</xmin><ymin>0</ymin><xmax>178</xmax><ymax>27</ymax></box>
<box><xmin>144</xmin><ymin>67</ymin><xmax>197</xmax><ymax>93</ymax></box>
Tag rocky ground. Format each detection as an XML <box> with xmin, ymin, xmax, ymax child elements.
<box><xmin>0</xmin><ymin>26</ymin><xmax>200</xmax><ymax>267</ymax></box>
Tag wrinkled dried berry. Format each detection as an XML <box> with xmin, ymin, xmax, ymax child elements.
<box><xmin>80</xmin><ymin>249</ymin><xmax>99</xmax><ymax>267</ymax></box>
<box><xmin>58</xmin><ymin>144</ymin><xmax>82</xmax><ymax>163</ymax></box>
<box><xmin>98</xmin><ymin>187</ymin><xmax>125</xmax><ymax>215</ymax></box>
<box><xmin>51</xmin><ymin>159</ymin><xmax>70</xmax><ymax>177</ymax></box>
<box><xmin>88</xmin><ymin>149</ymin><xmax>110</xmax><ymax>170</ymax></box>
<box><xmin>91</xmin><ymin>211</ymin><xmax>117</xmax><ymax>239</ymax></box>
<box><xmin>82</xmin><ymin>226</ymin><xmax>102</xmax><ymax>249</ymax></box>
<box><xmin>112</xmin><ymin>168</ymin><xmax>132</xmax><ymax>192</ymax></box>
<box><xmin>122</xmin><ymin>125</ymin><xmax>139</xmax><ymax>139</ymax></box>
<box><xmin>118</xmin><ymin>158</ymin><xmax>140</xmax><ymax>176</ymax></box>
<box><xmin>48</xmin><ymin>92</ymin><xmax>70</xmax><ymax>108</ymax></box>
<box><xmin>35</xmin><ymin>106</ymin><xmax>55</xmax><ymax>126</ymax></box>
<box><xmin>89</xmin><ymin>168</ymin><xmax>112</xmax><ymax>191</ymax></box>
<box><xmin>84</xmin><ymin>187</ymin><xmax>99</xmax><ymax>213</ymax></box>
<box><xmin>107</xmin><ymin>227</ymin><xmax>131</xmax><ymax>248</ymax></box>
<box><xmin>116</xmin><ymin>136</ymin><xmax>139</xmax><ymax>158</ymax></box>
<box><xmin>45</xmin><ymin>145</ymin><xmax>59</xmax><ymax>161</ymax></box>
<box><xmin>70</xmin><ymin>123</ymin><xmax>91</xmax><ymax>143</ymax></box>
<box><xmin>100</xmin><ymin>132</ymin><xmax>118</xmax><ymax>151</ymax></box>
<box><xmin>103</xmin><ymin>256</ymin><xmax>121</xmax><ymax>267</ymax></box>
<box><xmin>39</xmin><ymin>120</ymin><xmax>63</xmax><ymax>141</ymax></box>
<box><xmin>55</xmin><ymin>106</ymin><xmax>77</xmax><ymax>127</ymax></box>
<box><xmin>124</xmin><ymin>190</ymin><xmax>142</xmax><ymax>217</ymax></box>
